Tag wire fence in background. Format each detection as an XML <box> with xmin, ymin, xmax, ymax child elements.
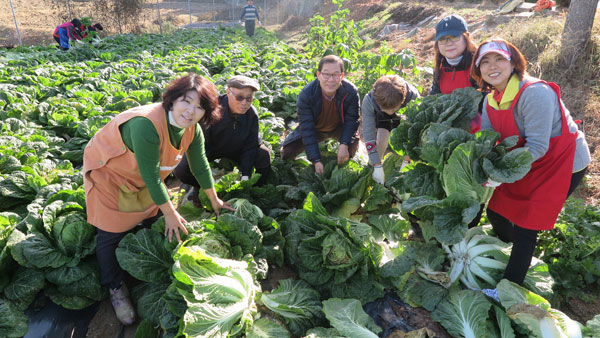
<box><xmin>1</xmin><ymin>0</ymin><xmax>324</xmax><ymax>47</ymax></box>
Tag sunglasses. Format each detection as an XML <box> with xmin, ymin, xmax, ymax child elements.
<box><xmin>229</xmin><ymin>88</ymin><xmax>254</xmax><ymax>103</ymax></box>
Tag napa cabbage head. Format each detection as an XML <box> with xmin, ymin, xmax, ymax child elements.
<box><xmin>172</xmin><ymin>246</ymin><xmax>258</xmax><ymax>337</ymax></box>
<box><xmin>431</xmin><ymin>289</ymin><xmax>492</xmax><ymax>338</ymax></box>
<box><xmin>497</xmin><ymin>279</ymin><xmax>582</xmax><ymax>338</ymax></box>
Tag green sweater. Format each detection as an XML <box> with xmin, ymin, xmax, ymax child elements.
<box><xmin>120</xmin><ymin>116</ymin><xmax>214</xmax><ymax>205</ymax></box>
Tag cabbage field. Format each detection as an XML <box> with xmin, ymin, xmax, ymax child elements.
<box><xmin>1</xmin><ymin>21</ymin><xmax>600</xmax><ymax>338</ymax></box>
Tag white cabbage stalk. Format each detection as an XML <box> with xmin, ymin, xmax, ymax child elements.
<box><xmin>376</xmin><ymin>240</ymin><xmax>400</xmax><ymax>266</ymax></box>
<box><xmin>444</xmin><ymin>227</ymin><xmax>509</xmax><ymax>289</ymax></box>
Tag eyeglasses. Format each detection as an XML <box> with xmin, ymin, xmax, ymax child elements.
<box><xmin>438</xmin><ymin>35</ymin><xmax>462</xmax><ymax>45</ymax></box>
<box><xmin>229</xmin><ymin>88</ymin><xmax>254</xmax><ymax>102</ymax></box>
<box><xmin>320</xmin><ymin>72</ymin><xmax>342</xmax><ymax>80</ymax></box>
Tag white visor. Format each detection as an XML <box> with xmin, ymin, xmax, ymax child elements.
<box><xmin>475</xmin><ymin>42</ymin><xmax>512</xmax><ymax>67</ymax></box>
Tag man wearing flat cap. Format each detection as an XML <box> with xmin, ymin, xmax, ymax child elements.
<box><xmin>175</xmin><ymin>75</ymin><xmax>271</xmax><ymax>196</ymax></box>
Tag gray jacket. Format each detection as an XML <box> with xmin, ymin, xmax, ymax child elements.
<box><xmin>481</xmin><ymin>76</ymin><xmax>590</xmax><ymax>172</ymax></box>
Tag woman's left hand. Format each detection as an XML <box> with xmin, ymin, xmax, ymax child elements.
<box><xmin>204</xmin><ymin>187</ymin><xmax>235</xmax><ymax>216</ymax></box>
<box><xmin>210</xmin><ymin>197</ymin><xmax>235</xmax><ymax>217</ymax></box>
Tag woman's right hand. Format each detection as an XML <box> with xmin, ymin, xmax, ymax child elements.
<box><xmin>164</xmin><ymin>210</ymin><xmax>189</xmax><ymax>243</ymax></box>
<box><xmin>158</xmin><ymin>200</ymin><xmax>189</xmax><ymax>242</ymax></box>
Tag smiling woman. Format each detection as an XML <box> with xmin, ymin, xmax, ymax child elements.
<box><xmin>82</xmin><ymin>73</ymin><xmax>234</xmax><ymax>326</ymax></box>
<box><xmin>430</xmin><ymin>15</ymin><xmax>480</xmax><ymax>96</ymax></box>
<box><xmin>470</xmin><ymin>38</ymin><xmax>591</xmax><ymax>296</ymax></box>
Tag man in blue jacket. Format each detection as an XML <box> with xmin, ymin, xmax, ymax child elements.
<box><xmin>280</xmin><ymin>55</ymin><xmax>360</xmax><ymax>175</ymax></box>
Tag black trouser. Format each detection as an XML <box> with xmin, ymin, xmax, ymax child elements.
<box><xmin>96</xmin><ymin>213</ymin><xmax>161</xmax><ymax>289</ymax></box>
<box><xmin>245</xmin><ymin>20</ymin><xmax>255</xmax><ymax>37</ymax></box>
<box><xmin>488</xmin><ymin>167</ymin><xmax>587</xmax><ymax>285</ymax></box>
<box><xmin>174</xmin><ymin>144</ymin><xmax>272</xmax><ymax>187</ymax></box>
<box><xmin>280</xmin><ymin>127</ymin><xmax>360</xmax><ymax>162</ymax></box>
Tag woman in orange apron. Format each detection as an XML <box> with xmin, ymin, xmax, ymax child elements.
<box><xmin>83</xmin><ymin>74</ymin><xmax>234</xmax><ymax>324</ymax></box>
<box><xmin>470</xmin><ymin>39</ymin><xmax>590</xmax><ymax>298</ymax></box>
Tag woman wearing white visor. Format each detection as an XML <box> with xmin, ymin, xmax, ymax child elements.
<box><xmin>470</xmin><ymin>38</ymin><xmax>590</xmax><ymax>299</ymax></box>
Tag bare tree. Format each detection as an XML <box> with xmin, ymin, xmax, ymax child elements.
<box><xmin>559</xmin><ymin>0</ymin><xmax>599</xmax><ymax>65</ymax></box>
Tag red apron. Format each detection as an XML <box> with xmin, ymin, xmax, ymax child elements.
<box><xmin>487</xmin><ymin>81</ymin><xmax>576</xmax><ymax>230</ymax></box>
<box><xmin>439</xmin><ymin>66</ymin><xmax>481</xmax><ymax>134</ymax></box>
<box><xmin>439</xmin><ymin>66</ymin><xmax>472</xmax><ymax>94</ymax></box>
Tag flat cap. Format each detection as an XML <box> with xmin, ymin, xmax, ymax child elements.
<box><xmin>227</xmin><ymin>75</ymin><xmax>260</xmax><ymax>91</ymax></box>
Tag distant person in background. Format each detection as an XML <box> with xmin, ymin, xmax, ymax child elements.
<box><xmin>239</xmin><ymin>0</ymin><xmax>261</xmax><ymax>37</ymax></box>
<box><xmin>53</xmin><ymin>18</ymin><xmax>84</xmax><ymax>50</ymax></box>
<box><xmin>361</xmin><ymin>75</ymin><xmax>420</xmax><ymax>184</ymax></box>
<box><xmin>82</xmin><ymin>23</ymin><xmax>104</xmax><ymax>47</ymax></box>
<box><xmin>82</xmin><ymin>23</ymin><xmax>104</xmax><ymax>38</ymax></box>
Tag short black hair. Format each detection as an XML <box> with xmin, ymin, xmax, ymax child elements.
<box><xmin>71</xmin><ymin>18</ymin><xmax>82</xmax><ymax>29</ymax></box>
<box><xmin>318</xmin><ymin>55</ymin><xmax>344</xmax><ymax>73</ymax></box>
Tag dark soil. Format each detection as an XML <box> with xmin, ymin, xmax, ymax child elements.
<box><xmin>85</xmin><ymin>300</ymin><xmax>132</xmax><ymax>338</ymax></box>
<box><xmin>262</xmin><ymin>264</ymin><xmax>299</xmax><ymax>291</ymax></box>
<box><xmin>280</xmin><ymin>15</ymin><xmax>309</xmax><ymax>32</ymax></box>
<box><xmin>388</xmin><ymin>4</ymin><xmax>443</xmax><ymax>26</ymax></box>
<box><xmin>388</xmin><ymin>301</ymin><xmax>451</xmax><ymax>338</ymax></box>
<box><xmin>561</xmin><ymin>293</ymin><xmax>600</xmax><ymax>325</ymax></box>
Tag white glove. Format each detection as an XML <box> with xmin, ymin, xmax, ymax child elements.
<box><xmin>483</xmin><ymin>179</ymin><xmax>502</xmax><ymax>188</ymax></box>
<box><xmin>239</xmin><ymin>20</ymin><xmax>243</xmax><ymax>25</ymax></box>
<box><xmin>258</xmin><ymin>21</ymin><xmax>262</xmax><ymax>25</ymax></box>
<box><xmin>482</xmin><ymin>288</ymin><xmax>500</xmax><ymax>302</ymax></box>
<box><xmin>372</xmin><ymin>166</ymin><xmax>385</xmax><ymax>185</ymax></box>
<box><xmin>241</xmin><ymin>176</ymin><xmax>249</xmax><ymax>181</ymax></box>
<box><xmin>76</xmin><ymin>40</ymin><xmax>85</xmax><ymax>44</ymax></box>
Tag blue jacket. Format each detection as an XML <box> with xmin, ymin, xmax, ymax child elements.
<box><xmin>292</xmin><ymin>78</ymin><xmax>360</xmax><ymax>162</ymax></box>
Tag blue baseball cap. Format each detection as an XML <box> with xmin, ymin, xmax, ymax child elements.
<box><xmin>435</xmin><ymin>15</ymin><xmax>468</xmax><ymax>42</ymax></box>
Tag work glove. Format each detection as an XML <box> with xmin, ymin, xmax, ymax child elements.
<box><xmin>241</xmin><ymin>176</ymin><xmax>249</xmax><ymax>181</ymax></box>
<box><xmin>483</xmin><ymin>179</ymin><xmax>502</xmax><ymax>188</ymax></box>
<box><xmin>372</xmin><ymin>165</ymin><xmax>385</xmax><ymax>185</ymax></box>
<box><xmin>482</xmin><ymin>288</ymin><xmax>500</xmax><ymax>302</ymax></box>
<box><xmin>76</xmin><ymin>40</ymin><xmax>85</xmax><ymax>44</ymax></box>
<box><xmin>239</xmin><ymin>20</ymin><xmax>243</xmax><ymax>25</ymax></box>
<box><xmin>258</xmin><ymin>21</ymin><xmax>262</xmax><ymax>25</ymax></box>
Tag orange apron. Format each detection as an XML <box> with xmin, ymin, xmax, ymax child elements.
<box><xmin>83</xmin><ymin>103</ymin><xmax>196</xmax><ymax>233</ymax></box>
<box><xmin>487</xmin><ymin>81</ymin><xmax>576</xmax><ymax>230</ymax></box>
